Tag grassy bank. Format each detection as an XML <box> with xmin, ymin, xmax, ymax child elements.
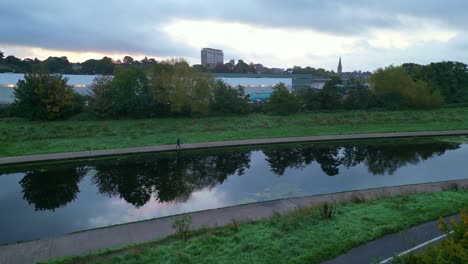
<box><xmin>2</xmin><ymin>108</ymin><xmax>468</xmax><ymax>157</ymax></box>
<box><xmin>45</xmin><ymin>190</ymin><xmax>468</xmax><ymax>264</ymax></box>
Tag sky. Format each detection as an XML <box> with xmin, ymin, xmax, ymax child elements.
<box><xmin>1</xmin><ymin>0</ymin><xmax>467</xmax><ymax>71</ymax></box>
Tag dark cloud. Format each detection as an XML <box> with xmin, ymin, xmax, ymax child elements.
<box><xmin>1</xmin><ymin>0</ymin><xmax>468</xmax><ymax>61</ymax></box>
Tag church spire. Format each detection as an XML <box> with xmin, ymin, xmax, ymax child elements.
<box><xmin>337</xmin><ymin>57</ymin><xmax>342</xmax><ymax>75</ymax></box>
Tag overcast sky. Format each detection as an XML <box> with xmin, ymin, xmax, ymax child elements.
<box><xmin>1</xmin><ymin>0</ymin><xmax>467</xmax><ymax>71</ymax></box>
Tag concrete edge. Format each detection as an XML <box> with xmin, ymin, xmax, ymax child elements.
<box><xmin>1</xmin><ymin>179</ymin><xmax>467</xmax><ymax>264</ymax></box>
<box><xmin>1</xmin><ymin>130</ymin><xmax>468</xmax><ymax>165</ymax></box>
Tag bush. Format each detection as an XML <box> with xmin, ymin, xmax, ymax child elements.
<box><xmin>264</xmin><ymin>83</ymin><xmax>301</xmax><ymax>115</ymax></box>
<box><xmin>172</xmin><ymin>214</ymin><xmax>192</xmax><ymax>242</ymax></box>
<box><xmin>12</xmin><ymin>73</ymin><xmax>78</xmax><ymax>120</ymax></box>
<box><xmin>370</xmin><ymin>66</ymin><xmax>444</xmax><ymax>109</ymax></box>
<box><xmin>210</xmin><ymin>81</ymin><xmax>251</xmax><ymax>114</ymax></box>
<box><xmin>0</xmin><ymin>104</ymin><xmax>12</xmax><ymax>118</ymax></box>
<box><xmin>395</xmin><ymin>210</ymin><xmax>468</xmax><ymax>263</ymax></box>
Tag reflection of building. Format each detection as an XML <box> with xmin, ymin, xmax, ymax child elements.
<box><xmin>201</xmin><ymin>48</ymin><xmax>224</xmax><ymax>67</ymax></box>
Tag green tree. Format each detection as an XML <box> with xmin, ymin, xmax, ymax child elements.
<box><xmin>210</xmin><ymin>81</ymin><xmax>251</xmax><ymax>114</ymax></box>
<box><xmin>89</xmin><ymin>75</ymin><xmax>114</xmax><ymax>117</ymax></box>
<box><xmin>148</xmin><ymin>59</ymin><xmax>214</xmax><ymax>116</ymax></box>
<box><xmin>13</xmin><ymin>74</ymin><xmax>77</xmax><ymax>120</ymax></box>
<box><xmin>264</xmin><ymin>83</ymin><xmax>301</xmax><ymax>115</ymax></box>
<box><xmin>370</xmin><ymin>66</ymin><xmax>443</xmax><ymax>109</ymax></box>
<box><xmin>403</xmin><ymin>61</ymin><xmax>468</xmax><ymax>104</ymax></box>
<box><xmin>343</xmin><ymin>79</ymin><xmax>375</xmax><ymax>110</ymax></box>
<box><xmin>110</xmin><ymin>67</ymin><xmax>153</xmax><ymax>117</ymax></box>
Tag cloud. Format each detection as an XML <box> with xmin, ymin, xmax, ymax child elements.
<box><xmin>1</xmin><ymin>0</ymin><xmax>468</xmax><ymax>69</ymax></box>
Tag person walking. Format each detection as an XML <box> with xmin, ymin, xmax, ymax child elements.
<box><xmin>176</xmin><ymin>137</ymin><xmax>181</xmax><ymax>149</ymax></box>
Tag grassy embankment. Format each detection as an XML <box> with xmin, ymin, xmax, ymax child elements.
<box><xmin>44</xmin><ymin>190</ymin><xmax>468</xmax><ymax>264</ymax></box>
<box><xmin>2</xmin><ymin>108</ymin><xmax>468</xmax><ymax>157</ymax></box>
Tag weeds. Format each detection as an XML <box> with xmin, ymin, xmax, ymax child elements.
<box><xmin>172</xmin><ymin>214</ymin><xmax>192</xmax><ymax>242</ymax></box>
<box><xmin>319</xmin><ymin>203</ymin><xmax>336</xmax><ymax>220</ymax></box>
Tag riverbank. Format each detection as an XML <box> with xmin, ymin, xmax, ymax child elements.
<box><xmin>2</xmin><ymin>108</ymin><xmax>468</xmax><ymax>158</ymax></box>
<box><xmin>43</xmin><ymin>188</ymin><xmax>468</xmax><ymax>264</ymax></box>
<box><xmin>1</xmin><ymin>180</ymin><xmax>467</xmax><ymax>264</ymax></box>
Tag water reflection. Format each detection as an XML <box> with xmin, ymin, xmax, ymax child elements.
<box><xmin>264</xmin><ymin>141</ymin><xmax>460</xmax><ymax>176</ymax></box>
<box><xmin>20</xmin><ymin>167</ymin><xmax>87</xmax><ymax>211</ymax></box>
<box><xmin>92</xmin><ymin>151</ymin><xmax>251</xmax><ymax>207</ymax></box>
<box><xmin>10</xmin><ymin>139</ymin><xmax>460</xmax><ymax>212</ymax></box>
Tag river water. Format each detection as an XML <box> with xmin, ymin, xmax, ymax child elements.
<box><xmin>0</xmin><ymin>137</ymin><xmax>467</xmax><ymax>244</ymax></box>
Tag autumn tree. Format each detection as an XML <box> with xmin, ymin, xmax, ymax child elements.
<box><xmin>12</xmin><ymin>74</ymin><xmax>77</xmax><ymax>120</ymax></box>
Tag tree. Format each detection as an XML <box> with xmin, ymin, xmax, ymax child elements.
<box><xmin>109</xmin><ymin>67</ymin><xmax>153</xmax><ymax>117</ymax></box>
<box><xmin>148</xmin><ymin>59</ymin><xmax>214</xmax><ymax>116</ymax></box>
<box><xmin>210</xmin><ymin>80</ymin><xmax>251</xmax><ymax>114</ymax></box>
<box><xmin>123</xmin><ymin>56</ymin><xmax>134</xmax><ymax>65</ymax></box>
<box><xmin>264</xmin><ymin>83</ymin><xmax>301</xmax><ymax>115</ymax></box>
<box><xmin>89</xmin><ymin>75</ymin><xmax>114</xmax><ymax>117</ymax></box>
<box><xmin>300</xmin><ymin>76</ymin><xmax>343</xmax><ymax>111</ymax></box>
<box><xmin>343</xmin><ymin>79</ymin><xmax>375</xmax><ymax>110</ymax></box>
<box><xmin>370</xmin><ymin>66</ymin><xmax>443</xmax><ymax>109</ymax></box>
<box><xmin>13</xmin><ymin>74</ymin><xmax>77</xmax><ymax>120</ymax></box>
<box><xmin>403</xmin><ymin>61</ymin><xmax>468</xmax><ymax>104</ymax></box>
<box><xmin>0</xmin><ymin>50</ymin><xmax>4</xmax><ymax>60</ymax></box>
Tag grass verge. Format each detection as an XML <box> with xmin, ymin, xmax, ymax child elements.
<box><xmin>43</xmin><ymin>190</ymin><xmax>468</xmax><ymax>264</ymax></box>
<box><xmin>2</xmin><ymin>108</ymin><xmax>468</xmax><ymax>157</ymax></box>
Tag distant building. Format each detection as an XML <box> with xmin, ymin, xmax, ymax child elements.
<box><xmin>337</xmin><ymin>57</ymin><xmax>343</xmax><ymax>76</ymax></box>
<box><xmin>201</xmin><ymin>48</ymin><xmax>224</xmax><ymax>67</ymax></box>
<box><xmin>229</xmin><ymin>59</ymin><xmax>236</xmax><ymax>66</ymax></box>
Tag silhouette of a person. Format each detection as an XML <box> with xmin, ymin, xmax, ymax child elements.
<box><xmin>176</xmin><ymin>138</ymin><xmax>181</xmax><ymax>149</ymax></box>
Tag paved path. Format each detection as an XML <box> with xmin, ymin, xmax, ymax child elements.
<box><xmin>322</xmin><ymin>214</ymin><xmax>459</xmax><ymax>264</ymax></box>
<box><xmin>1</xmin><ymin>130</ymin><xmax>468</xmax><ymax>165</ymax></box>
<box><xmin>1</xmin><ymin>180</ymin><xmax>467</xmax><ymax>264</ymax></box>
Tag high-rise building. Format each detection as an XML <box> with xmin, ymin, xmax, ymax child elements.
<box><xmin>337</xmin><ymin>57</ymin><xmax>343</xmax><ymax>76</ymax></box>
<box><xmin>201</xmin><ymin>48</ymin><xmax>224</xmax><ymax>67</ymax></box>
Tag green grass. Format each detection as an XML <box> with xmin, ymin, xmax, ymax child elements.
<box><xmin>2</xmin><ymin>108</ymin><xmax>468</xmax><ymax>157</ymax></box>
<box><xmin>44</xmin><ymin>190</ymin><xmax>468</xmax><ymax>264</ymax></box>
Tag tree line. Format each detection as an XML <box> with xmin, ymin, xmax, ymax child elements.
<box><xmin>4</xmin><ymin>60</ymin><xmax>468</xmax><ymax>120</ymax></box>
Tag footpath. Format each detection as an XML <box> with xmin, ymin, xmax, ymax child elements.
<box><xmin>1</xmin><ymin>130</ymin><xmax>468</xmax><ymax>165</ymax></box>
<box><xmin>323</xmin><ymin>214</ymin><xmax>459</xmax><ymax>264</ymax></box>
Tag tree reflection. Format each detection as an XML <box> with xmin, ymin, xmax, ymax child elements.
<box><xmin>264</xmin><ymin>141</ymin><xmax>460</xmax><ymax>176</ymax></box>
<box><xmin>92</xmin><ymin>151</ymin><xmax>251</xmax><ymax>207</ymax></box>
<box><xmin>20</xmin><ymin>167</ymin><xmax>87</xmax><ymax>211</ymax></box>
<box><xmin>14</xmin><ymin>139</ymin><xmax>460</xmax><ymax>212</ymax></box>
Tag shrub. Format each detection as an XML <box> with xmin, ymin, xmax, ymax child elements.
<box><xmin>395</xmin><ymin>210</ymin><xmax>468</xmax><ymax>263</ymax></box>
<box><xmin>12</xmin><ymin>73</ymin><xmax>78</xmax><ymax>120</ymax></box>
<box><xmin>264</xmin><ymin>83</ymin><xmax>301</xmax><ymax>115</ymax></box>
<box><xmin>210</xmin><ymin>81</ymin><xmax>251</xmax><ymax>114</ymax></box>
<box><xmin>172</xmin><ymin>214</ymin><xmax>192</xmax><ymax>242</ymax></box>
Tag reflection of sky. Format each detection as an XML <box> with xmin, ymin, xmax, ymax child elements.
<box><xmin>1</xmin><ymin>142</ymin><xmax>468</xmax><ymax>244</ymax></box>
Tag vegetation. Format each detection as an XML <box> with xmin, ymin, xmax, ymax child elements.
<box><xmin>370</xmin><ymin>66</ymin><xmax>444</xmax><ymax>109</ymax></box>
<box><xmin>210</xmin><ymin>80</ymin><xmax>250</xmax><ymax>114</ymax></box>
<box><xmin>2</xmin><ymin>107</ymin><xmax>468</xmax><ymax>157</ymax></box>
<box><xmin>172</xmin><ymin>214</ymin><xmax>193</xmax><ymax>242</ymax></box>
<box><xmin>43</xmin><ymin>190</ymin><xmax>468</xmax><ymax>264</ymax></box>
<box><xmin>395</xmin><ymin>210</ymin><xmax>468</xmax><ymax>264</ymax></box>
<box><xmin>11</xmin><ymin>73</ymin><xmax>80</xmax><ymax>120</ymax></box>
<box><xmin>264</xmin><ymin>83</ymin><xmax>301</xmax><ymax>115</ymax></box>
